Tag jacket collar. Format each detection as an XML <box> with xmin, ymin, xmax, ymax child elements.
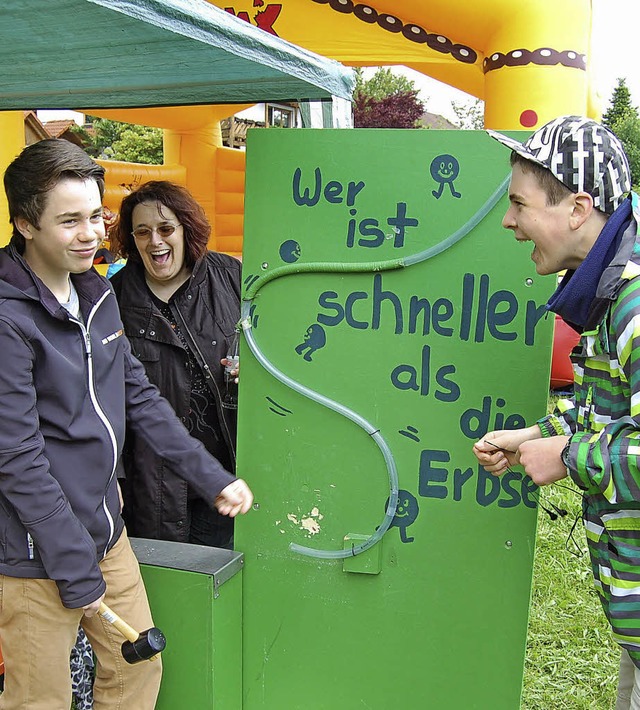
<box><xmin>0</xmin><ymin>244</ymin><xmax>110</xmax><ymax>319</ymax></box>
<box><xmin>118</xmin><ymin>254</ymin><xmax>206</xmax><ymax>302</ymax></box>
<box><xmin>576</xmin><ymin>192</ymin><xmax>640</xmax><ymax>337</ymax></box>
<box><xmin>545</xmin><ymin>197</ymin><xmax>634</xmax><ymax>332</ymax></box>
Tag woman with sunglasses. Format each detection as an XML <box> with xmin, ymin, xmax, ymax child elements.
<box><xmin>109</xmin><ymin>181</ymin><xmax>241</xmax><ymax>549</ymax></box>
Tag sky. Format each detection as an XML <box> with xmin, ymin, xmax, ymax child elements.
<box><xmin>374</xmin><ymin>0</ymin><xmax>639</xmax><ymax>122</ymax></box>
<box><xmin>590</xmin><ymin>0</ymin><xmax>638</xmax><ymax>107</ymax></box>
<box><xmin>38</xmin><ymin>0</ymin><xmax>638</xmax><ymax>126</ymax></box>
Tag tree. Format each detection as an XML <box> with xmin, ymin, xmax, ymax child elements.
<box><xmin>353</xmin><ymin>67</ymin><xmax>424</xmax><ymax>128</ymax></box>
<box><xmin>354</xmin><ymin>67</ymin><xmax>416</xmax><ymax>101</ymax></box>
<box><xmin>354</xmin><ymin>91</ymin><xmax>424</xmax><ymax>129</ymax></box>
<box><xmin>451</xmin><ymin>98</ymin><xmax>485</xmax><ymax>129</ymax></box>
<box><xmin>602</xmin><ymin>78</ymin><xmax>640</xmax><ymax>191</ymax></box>
<box><xmin>609</xmin><ymin>112</ymin><xmax>640</xmax><ymax>189</ymax></box>
<box><xmin>71</xmin><ymin>117</ymin><xmax>163</xmax><ymax>164</ymax></box>
<box><xmin>110</xmin><ymin>126</ymin><xmax>163</xmax><ymax>165</ymax></box>
<box><xmin>602</xmin><ymin>77</ymin><xmax>638</xmax><ymax>130</ymax></box>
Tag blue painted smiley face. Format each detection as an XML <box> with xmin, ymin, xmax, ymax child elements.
<box><xmin>430</xmin><ymin>154</ymin><xmax>459</xmax><ymax>183</ymax></box>
<box><xmin>279</xmin><ymin>239</ymin><xmax>301</xmax><ymax>263</ymax></box>
<box><xmin>385</xmin><ymin>489</ymin><xmax>419</xmax><ymax>543</ymax></box>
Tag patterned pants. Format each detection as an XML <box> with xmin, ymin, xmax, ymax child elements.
<box><xmin>71</xmin><ymin>627</ymin><xmax>94</xmax><ymax>710</ymax></box>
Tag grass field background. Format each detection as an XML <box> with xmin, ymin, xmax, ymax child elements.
<box><xmin>521</xmin><ymin>394</ymin><xmax>620</xmax><ymax>709</ymax></box>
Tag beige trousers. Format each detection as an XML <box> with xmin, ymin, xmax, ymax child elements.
<box><xmin>0</xmin><ymin>529</ymin><xmax>162</xmax><ymax>710</ymax></box>
<box><xmin>617</xmin><ymin>650</ymin><xmax>640</xmax><ymax>710</ymax></box>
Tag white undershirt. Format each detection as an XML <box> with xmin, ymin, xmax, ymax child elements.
<box><xmin>58</xmin><ymin>279</ymin><xmax>81</xmax><ymax>321</ymax></box>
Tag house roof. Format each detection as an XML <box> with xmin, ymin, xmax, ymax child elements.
<box><xmin>43</xmin><ymin>119</ymin><xmax>77</xmax><ymax>138</ymax></box>
<box><xmin>22</xmin><ymin>110</ymin><xmax>50</xmax><ymax>141</ymax></box>
<box><xmin>42</xmin><ymin>119</ymin><xmax>86</xmax><ymax>147</ymax></box>
<box><xmin>0</xmin><ymin>0</ymin><xmax>354</xmax><ymax>110</ymax></box>
<box><xmin>420</xmin><ymin>111</ymin><xmax>458</xmax><ymax>130</ymax></box>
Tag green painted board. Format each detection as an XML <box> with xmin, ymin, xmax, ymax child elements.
<box><xmin>236</xmin><ymin>129</ymin><xmax>554</xmax><ymax>709</ymax></box>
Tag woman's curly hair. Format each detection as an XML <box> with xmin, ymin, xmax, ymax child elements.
<box><xmin>110</xmin><ymin>181</ymin><xmax>210</xmax><ymax>267</ymax></box>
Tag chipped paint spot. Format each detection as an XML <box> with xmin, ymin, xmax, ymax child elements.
<box><xmin>286</xmin><ymin>506</ymin><xmax>325</xmax><ymax>536</ymax></box>
<box><xmin>300</xmin><ymin>516</ymin><xmax>321</xmax><ymax>535</ymax></box>
<box><xmin>275</xmin><ymin>520</ymin><xmax>281</xmax><ymax>525</ymax></box>
<box><xmin>308</xmin><ymin>506</ymin><xmax>324</xmax><ymax>521</ymax></box>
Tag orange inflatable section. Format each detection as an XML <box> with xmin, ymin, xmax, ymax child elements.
<box><xmin>215</xmin><ymin>147</ymin><xmax>246</xmax><ymax>257</ymax></box>
<box><xmin>96</xmin><ymin>160</ymin><xmax>187</xmax><ymax>221</ymax></box>
<box><xmin>90</xmin><ymin>105</ymin><xmax>248</xmax><ymax>257</ymax></box>
<box><xmin>550</xmin><ymin>316</ymin><xmax>581</xmax><ymax>390</ymax></box>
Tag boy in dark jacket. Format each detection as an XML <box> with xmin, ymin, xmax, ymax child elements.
<box><xmin>0</xmin><ymin>138</ymin><xmax>253</xmax><ymax>708</ymax></box>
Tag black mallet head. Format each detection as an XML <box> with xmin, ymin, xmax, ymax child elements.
<box><xmin>122</xmin><ymin>627</ymin><xmax>166</xmax><ymax>664</ymax></box>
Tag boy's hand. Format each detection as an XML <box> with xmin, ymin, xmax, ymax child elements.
<box><xmin>215</xmin><ymin>479</ymin><xmax>253</xmax><ymax>517</ymax></box>
<box><xmin>517</xmin><ymin>436</ymin><xmax>569</xmax><ymax>486</ymax></box>
<box><xmin>83</xmin><ymin>592</ymin><xmax>105</xmax><ymax>618</ymax></box>
<box><xmin>472</xmin><ymin>425</ymin><xmax>542</xmax><ymax>475</ymax></box>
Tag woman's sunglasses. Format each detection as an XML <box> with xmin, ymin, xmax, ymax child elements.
<box><xmin>131</xmin><ymin>224</ymin><xmax>181</xmax><ymax>240</ymax></box>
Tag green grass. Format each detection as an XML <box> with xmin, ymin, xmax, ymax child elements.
<box><xmin>521</xmin><ymin>392</ymin><xmax>620</xmax><ymax>709</ymax></box>
<box><xmin>522</xmin><ymin>483</ymin><xmax>619</xmax><ymax>709</ymax></box>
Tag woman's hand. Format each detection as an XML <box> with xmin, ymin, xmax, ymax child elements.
<box><xmin>83</xmin><ymin>592</ymin><xmax>105</xmax><ymax>618</ymax></box>
<box><xmin>221</xmin><ymin>357</ymin><xmax>240</xmax><ymax>384</ymax></box>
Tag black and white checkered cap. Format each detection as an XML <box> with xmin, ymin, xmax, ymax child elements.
<box><xmin>488</xmin><ymin>116</ymin><xmax>631</xmax><ymax>214</ymax></box>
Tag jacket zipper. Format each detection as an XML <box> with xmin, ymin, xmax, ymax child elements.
<box><xmin>71</xmin><ymin>291</ymin><xmax>119</xmax><ymax>557</ymax></box>
<box><xmin>27</xmin><ymin>532</ymin><xmax>34</xmax><ymax>560</ymax></box>
<box><xmin>172</xmin><ymin>304</ymin><xmax>236</xmax><ymax>469</ymax></box>
<box><xmin>584</xmin><ymin>385</ymin><xmax>593</xmax><ymax>428</ymax></box>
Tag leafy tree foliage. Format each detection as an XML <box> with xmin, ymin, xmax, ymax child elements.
<box><xmin>451</xmin><ymin>98</ymin><xmax>485</xmax><ymax>129</ymax></box>
<box><xmin>354</xmin><ymin>91</ymin><xmax>425</xmax><ymax>129</ymax></box>
<box><xmin>602</xmin><ymin>78</ymin><xmax>640</xmax><ymax>190</ymax></box>
<box><xmin>603</xmin><ymin>78</ymin><xmax>637</xmax><ymax>130</ymax></box>
<box><xmin>110</xmin><ymin>126</ymin><xmax>163</xmax><ymax>165</ymax></box>
<box><xmin>354</xmin><ymin>67</ymin><xmax>416</xmax><ymax>101</ymax></box>
<box><xmin>353</xmin><ymin>67</ymin><xmax>424</xmax><ymax>128</ymax></box>
<box><xmin>71</xmin><ymin>117</ymin><xmax>163</xmax><ymax>165</ymax></box>
<box><xmin>610</xmin><ymin>112</ymin><xmax>640</xmax><ymax>189</ymax></box>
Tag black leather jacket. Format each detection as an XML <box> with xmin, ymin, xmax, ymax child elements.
<box><xmin>110</xmin><ymin>251</ymin><xmax>241</xmax><ymax>541</ymax></box>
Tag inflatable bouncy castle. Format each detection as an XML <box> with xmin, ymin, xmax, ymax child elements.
<box><xmin>0</xmin><ymin>0</ymin><xmax>598</xmax><ymax>256</ymax></box>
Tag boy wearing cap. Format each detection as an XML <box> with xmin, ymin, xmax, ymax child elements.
<box><xmin>473</xmin><ymin>115</ymin><xmax>640</xmax><ymax>708</ymax></box>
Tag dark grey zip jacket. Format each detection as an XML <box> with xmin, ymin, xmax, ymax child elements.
<box><xmin>110</xmin><ymin>252</ymin><xmax>240</xmax><ymax>541</ymax></box>
<box><xmin>0</xmin><ymin>246</ymin><xmax>235</xmax><ymax>608</ymax></box>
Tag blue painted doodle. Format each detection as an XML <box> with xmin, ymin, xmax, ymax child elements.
<box><xmin>430</xmin><ymin>154</ymin><xmax>461</xmax><ymax>199</ymax></box>
<box><xmin>294</xmin><ymin>324</ymin><xmax>326</xmax><ymax>361</ymax></box>
<box><xmin>279</xmin><ymin>239</ymin><xmax>301</xmax><ymax>263</ymax></box>
<box><xmin>386</xmin><ymin>489</ymin><xmax>419</xmax><ymax>543</ymax></box>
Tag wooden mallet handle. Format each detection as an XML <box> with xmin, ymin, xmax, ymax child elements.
<box><xmin>99</xmin><ymin>602</ymin><xmax>140</xmax><ymax>643</ymax></box>
<box><xmin>97</xmin><ymin>602</ymin><xmax>164</xmax><ymax>663</ymax></box>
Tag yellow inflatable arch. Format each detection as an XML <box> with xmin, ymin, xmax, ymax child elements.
<box><xmin>218</xmin><ymin>0</ymin><xmax>596</xmax><ymax>129</ymax></box>
<box><xmin>0</xmin><ymin>0</ymin><xmax>596</xmax><ymax>255</ymax></box>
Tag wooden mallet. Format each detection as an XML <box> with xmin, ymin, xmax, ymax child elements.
<box><xmin>98</xmin><ymin>602</ymin><xmax>166</xmax><ymax>664</ymax></box>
